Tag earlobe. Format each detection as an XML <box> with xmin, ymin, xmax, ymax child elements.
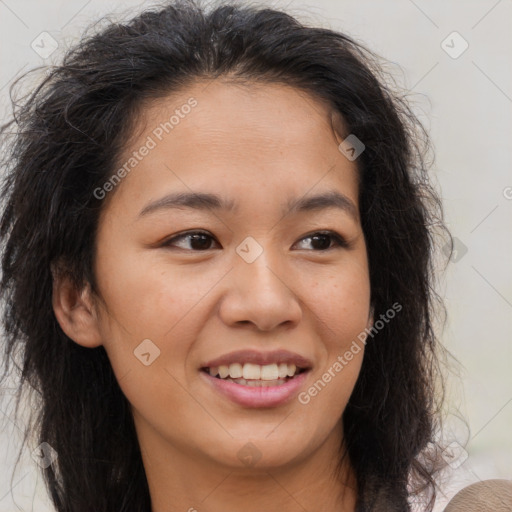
<box><xmin>51</xmin><ymin>270</ymin><xmax>103</xmax><ymax>348</ymax></box>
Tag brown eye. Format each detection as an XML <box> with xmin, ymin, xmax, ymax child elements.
<box><xmin>161</xmin><ymin>231</ymin><xmax>219</xmax><ymax>251</ymax></box>
<box><xmin>293</xmin><ymin>231</ymin><xmax>349</xmax><ymax>251</ymax></box>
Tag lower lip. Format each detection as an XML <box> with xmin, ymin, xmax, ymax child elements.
<box><xmin>200</xmin><ymin>370</ymin><xmax>310</xmax><ymax>408</ymax></box>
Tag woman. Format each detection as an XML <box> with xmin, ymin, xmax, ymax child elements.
<box><xmin>0</xmin><ymin>0</ymin><xmax>451</xmax><ymax>510</ymax></box>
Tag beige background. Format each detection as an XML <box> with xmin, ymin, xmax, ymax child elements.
<box><xmin>1</xmin><ymin>1</ymin><xmax>511</xmax><ymax>510</ymax></box>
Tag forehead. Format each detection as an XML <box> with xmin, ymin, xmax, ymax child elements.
<box><xmin>133</xmin><ymin>78</ymin><xmax>349</xmax><ymax>161</ymax></box>
<box><xmin>108</xmin><ymin>79</ymin><xmax>360</xmax><ymax>216</ymax></box>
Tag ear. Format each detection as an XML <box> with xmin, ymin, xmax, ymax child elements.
<box><xmin>51</xmin><ymin>268</ymin><xmax>103</xmax><ymax>348</ymax></box>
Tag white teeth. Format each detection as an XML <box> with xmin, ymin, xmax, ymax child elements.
<box><xmin>242</xmin><ymin>363</ymin><xmax>261</xmax><ymax>380</ymax></box>
<box><xmin>230</xmin><ymin>378</ymin><xmax>287</xmax><ymax>387</ymax></box>
<box><xmin>228</xmin><ymin>362</ymin><xmax>243</xmax><ymax>378</ymax></box>
<box><xmin>207</xmin><ymin>362</ymin><xmax>302</xmax><ymax>380</ymax></box>
<box><xmin>218</xmin><ymin>365</ymin><xmax>230</xmax><ymax>379</ymax></box>
<box><xmin>260</xmin><ymin>363</ymin><xmax>279</xmax><ymax>380</ymax></box>
<box><xmin>278</xmin><ymin>363</ymin><xmax>288</xmax><ymax>378</ymax></box>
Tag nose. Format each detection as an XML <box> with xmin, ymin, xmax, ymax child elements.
<box><xmin>218</xmin><ymin>244</ymin><xmax>302</xmax><ymax>332</ymax></box>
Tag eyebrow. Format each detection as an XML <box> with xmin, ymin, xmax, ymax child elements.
<box><xmin>138</xmin><ymin>190</ymin><xmax>358</xmax><ymax>221</ymax></box>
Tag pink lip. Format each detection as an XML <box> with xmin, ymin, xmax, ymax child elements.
<box><xmin>199</xmin><ymin>369</ymin><xmax>310</xmax><ymax>408</ymax></box>
<box><xmin>201</xmin><ymin>349</ymin><xmax>313</xmax><ymax>369</ymax></box>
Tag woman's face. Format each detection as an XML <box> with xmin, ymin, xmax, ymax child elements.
<box><xmin>88</xmin><ymin>80</ymin><xmax>372</xmax><ymax>473</ymax></box>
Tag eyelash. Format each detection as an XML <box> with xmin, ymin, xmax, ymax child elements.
<box><xmin>160</xmin><ymin>230</ymin><xmax>350</xmax><ymax>252</ymax></box>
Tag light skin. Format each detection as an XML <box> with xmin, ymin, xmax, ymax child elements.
<box><xmin>53</xmin><ymin>79</ymin><xmax>373</xmax><ymax>512</ymax></box>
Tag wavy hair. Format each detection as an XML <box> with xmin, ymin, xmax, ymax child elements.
<box><xmin>0</xmin><ymin>1</ymin><xmax>451</xmax><ymax>510</ymax></box>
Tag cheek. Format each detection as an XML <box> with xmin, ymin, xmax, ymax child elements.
<box><xmin>297</xmin><ymin>260</ymin><xmax>370</xmax><ymax>401</ymax></box>
<box><xmin>93</xmin><ymin>253</ymin><xmax>215</xmax><ymax>425</ymax></box>
<box><xmin>95</xmin><ymin>249</ymin><xmax>222</xmax><ymax>342</ymax></box>
<box><xmin>302</xmin><ymin>259</ymin><xmax>371</xmax><ymax>342</ymax></box>
<box><xmin>295</xmin><ymin>273</ymin><xmax>368</xmax><ymax>432</ymax></box>
<box><xmin>93</xmin><ymin>250</ymin><xmax>240</xmax><ymax>410</ymax></box>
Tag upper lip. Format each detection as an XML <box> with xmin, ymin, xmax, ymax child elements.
<box><xmin>201</xmin><ymin>349</ymin><xmax>313</xmax><ymax>369</ymax></box>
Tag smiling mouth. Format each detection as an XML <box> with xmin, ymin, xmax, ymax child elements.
<box><xmin>201</xmin><ymin>364</ymin><xmax>308</xmax><ymax>387</ymax></box>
